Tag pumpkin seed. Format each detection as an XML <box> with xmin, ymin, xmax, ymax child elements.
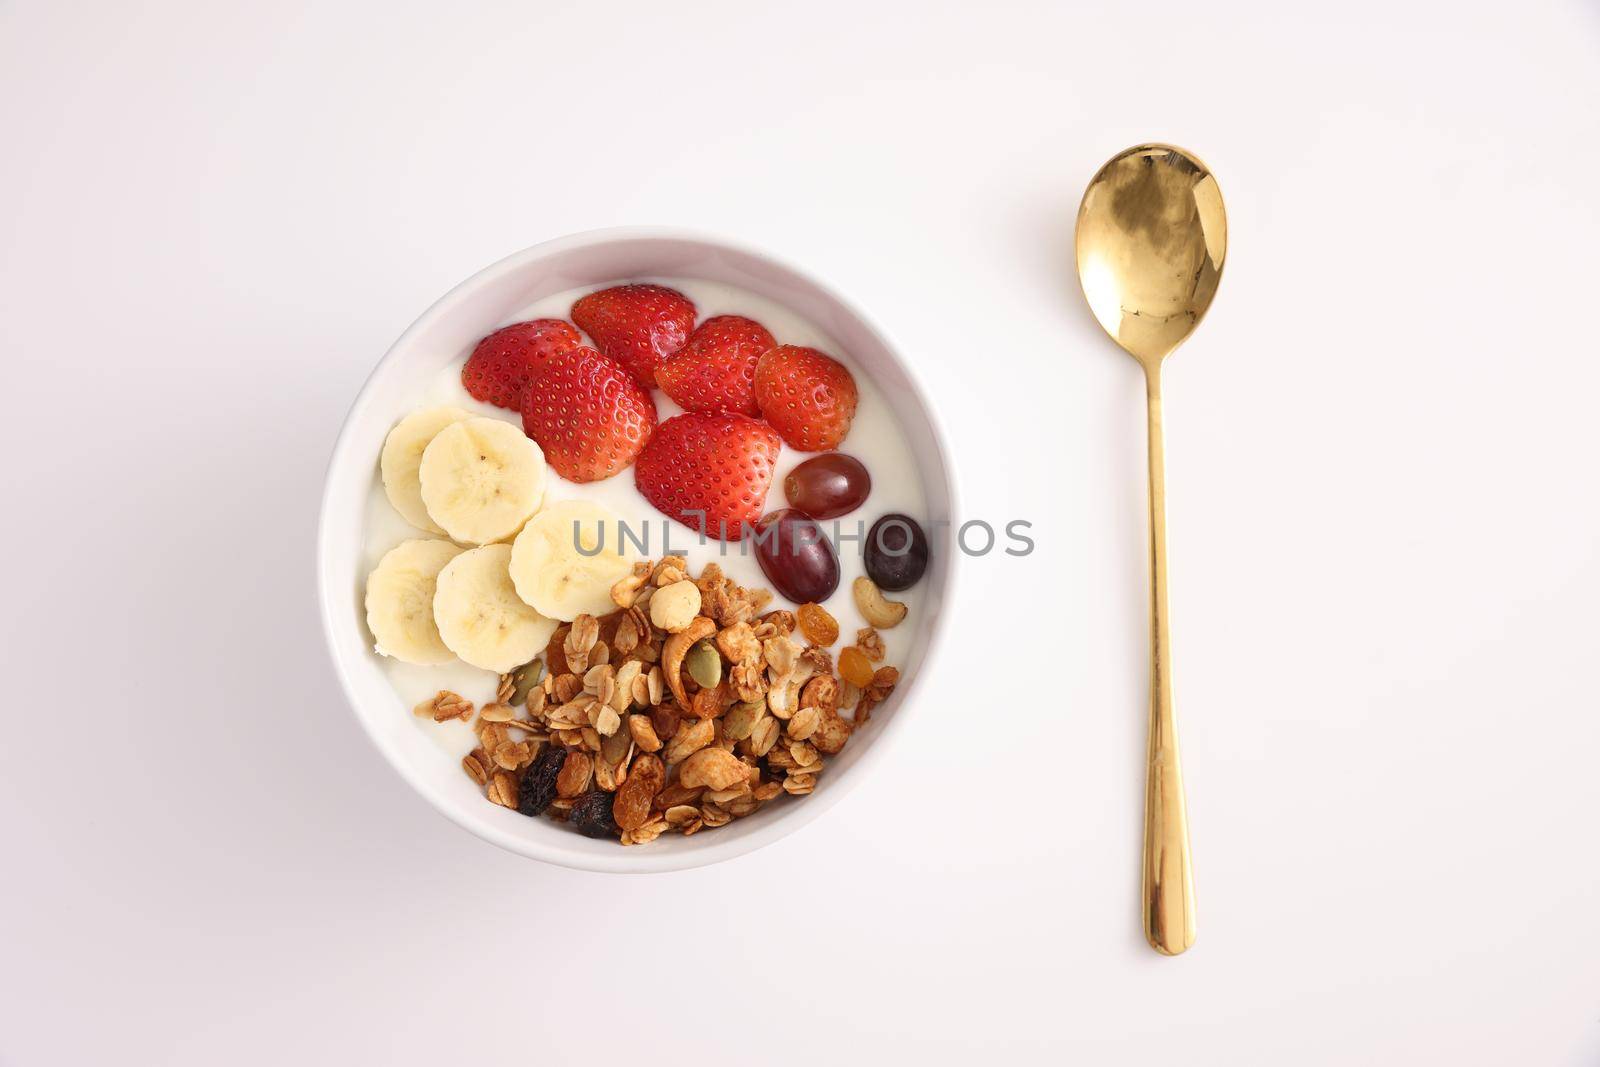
<box><xmin>685</xmin><ymin>639</ymin><xmax>722</xmax><ymax>689</ymax></box>
<box><xmin>509</xmin><ymin>659</ymin><xmax>546</xmax><ymax>706</ymax></box>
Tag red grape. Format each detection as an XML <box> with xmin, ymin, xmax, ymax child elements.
<box><xmin>782</xmin><ymin>453</ymin><xmax>872</xmax><ymax>519</ymax></box>
<box><xmin>753</xmin><ymin>508</ymin><xmax>840</xmax><ymax>603</ymax></box>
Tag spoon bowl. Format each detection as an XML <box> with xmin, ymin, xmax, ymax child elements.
<box><xmin>1077</xmin><ymin>145</ymin><xmax>1226</xmax><ymax>366</ymax></box>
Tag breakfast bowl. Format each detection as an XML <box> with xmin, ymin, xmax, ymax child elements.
<box><xmin>317</xmin><ymin>228</ymin><xmax>958</xmax><ymax>872</ymax></box>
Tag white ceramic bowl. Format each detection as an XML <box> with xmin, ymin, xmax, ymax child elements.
<box><xmin>318</xmin><ymin>228</ymin><xmax>958</xmax><ymax>872</ymax></box>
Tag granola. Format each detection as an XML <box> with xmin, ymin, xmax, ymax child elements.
<box><xmin>450</xmin><ymin>557</ymin><xmax>899</xmax><ymax>845</ymax></box>
<box><xmin>413</xmin><ymin>690</ymin><xmax>473</xmax><ymax>723</ymax></box>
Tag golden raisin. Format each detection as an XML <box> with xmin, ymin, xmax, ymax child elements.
<box><xmin>546</xmin><ymin>624</ymin><xmax>571</xmax><ymax>676</ymax></box>
<box><xmin>796</xmin><ymin>602</ymin><xmax>839</xmax><ymax>646</ymax></box>
<box><xmin>688</xmin><ymin>683</ymin><xmax>725</xmax><ymax>720</ymax></box>
<box><xmin>839</xmin><ymin>645</ymin><xmax>875</xmax><ymax>688</ymax></box>
<box><xmin>612</xmin><ymin>754</ymin><xmax>664</xmax><ymax>831</ymax></box>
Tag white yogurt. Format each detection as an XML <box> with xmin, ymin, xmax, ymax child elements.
<box><xmin>360</xmin><ymin>277</ymin><xmax>929</xmax><ymax>755</ymax></box>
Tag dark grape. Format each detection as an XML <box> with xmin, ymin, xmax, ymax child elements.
<box><xmin>753</xmin><ymin>508</ymin><xmax>840</xmax><ymax>603</ymax></box>
<box><xmin>864</xmin><ymin>513</ymin><xmax>928</xmax><ymax>591</ymax></box>
<box><xmin>782</xmin><ymin>453</ymin><xmax>872</xmax><ymax>519</ymax></box>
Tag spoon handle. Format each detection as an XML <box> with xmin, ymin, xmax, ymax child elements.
<box><xmin>1142</xmin><ymin>367</ymin><xmax>1196</xmax><ymax>955</ymax></box>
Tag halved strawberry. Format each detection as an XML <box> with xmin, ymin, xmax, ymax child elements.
<box><xmin>655</xmin><ymin>315</ymin><xmax>775</xmax><ymax>417</ymax></box>
<box><xmin>521</xmin><ymin>346</ymin><xmax>657</xmax><ymax>483</ymax></box>
<box><xmin>753</xmin><ymin>345</ymin><xmax>858</xmax><ymax>451</ymax></box>
<box><xmin>634</xmin><ymin>411</ymin><xmax>781</xmax><ymax>540</ymax></box>
<box><xmin>570</xmin><ymin>284</ymin><xmax>696</xmax><ymax>388</ymax></box>
<box><xmin>462</xmin><ymin>319</ymin><xmax>582</xmax><ymax>410</ymax></box>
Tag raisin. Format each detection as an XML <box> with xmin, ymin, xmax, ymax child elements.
<box><xmin>796</xmin><ymin>602</ymin><xmax>839</xmax><ymax>646</ymax></box>
<box><xmin>838</xmin><ymin>645</ymin><xmax>875</xmax><ymax>688</ymax></box>
<box><xmin>689</xmin><ymin>684</ymin><xmax>725</xmax><ymax>721</ymax></box>
<box><xmin>570</xmin><ymin>790</ymin><xmax>621</xmax><ymax>839</ymax></box>
<box><xmin>545</xmin><ymin>624</ymin><xmax>571</xmax><ymax>676</ymax></box>
<box><xmin>650</xmin><ymin>701</ymin><xmax>682</xmax><ymax>741</ymax></box>
<box><xmin>612</xmin><ymin>754</ymin><xmax>665</xmax><ymax>831</ymax></box>
<box><xmin>518</xmin><ymin>747</ymin><xmax>566</xmax><ymax>817</ymax></box>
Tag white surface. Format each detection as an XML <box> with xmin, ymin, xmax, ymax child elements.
<box><xmin>326</xmin><ymin>241</ymin><xmax>950</xmax><ymax>871</ymax></box>
<box><xmin>2</xmin><ymin>1</ymin><xmax>1598</xmax><ymax>1063</ymax></box>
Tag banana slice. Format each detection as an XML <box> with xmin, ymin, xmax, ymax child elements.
<box><xmin>364</xmin><ymin>538</ymin><xmax>467</xmax><ymax>665</ymax></box>
<box><xmin>433</xmin><ymin>543</ymin><xmax>557</xmax><ymax>672</ymax></box>
<box><xmin>510</xmin><ymin>499</ymin><xmax>635</xmax><ymax>622</ymax></box>
<box><xmin>418</xmin><ymin>416</ymin><xmax>546</xmax><ymax>545</ymax></box>
<box><xmin>380</xmin><ymin>406</ymin><xmax>473</xmax><ymax>534</ymax></box>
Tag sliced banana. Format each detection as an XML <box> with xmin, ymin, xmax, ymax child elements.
<box><xmin>433</xmin><ymin>543</ymin><xmax>557</xmax><ymax>672</ymax></box>
<box><xmin>380</xmin><ymin>406</ymin><xmax>473</xmax><ymax>534</ymax></box>
<box><xmin>510</xmin><ymin>499</ymin><xmax>635</xmax><ymax>622</ymax></box>
<box><xmin>418</xmin><ymin>416</ymin><xmax>546</xmax><ymax>545</ymax></box>
<box><xmin>364</xmin><ymin>539</ymin><xmax>466</xmax><ymax>665</ymax></box>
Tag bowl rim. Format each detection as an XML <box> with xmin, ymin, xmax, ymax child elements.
<box><xmin>317</xmin><ymin>225</ymin><xmax>961</xmax><ymax>872</ymax></box>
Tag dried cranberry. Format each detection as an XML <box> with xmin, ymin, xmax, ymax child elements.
<box><xmin>570</xmin><ymin>790</ymin><xmax>621</xmax><ymax>839</ymax></box>
<box><xmin>518</xmin><ymin>747</ymin><xmax>566</xmax><ymax>817</ymax></box>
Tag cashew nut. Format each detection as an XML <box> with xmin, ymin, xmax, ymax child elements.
<box><xmin>660</xmin><ymin>615</ymin><xmax>716</xmax><ymax>706</ymax></box>
<box><xmin>852</xmin><ymin>576</ymin><xmax>907</xmax><ymax>629</ymax></box>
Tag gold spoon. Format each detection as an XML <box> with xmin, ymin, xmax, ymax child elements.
<box><xmin>1075</xmin><ymin>144</ymin><xmax>1227</xmax><ymax>956</ymax></box>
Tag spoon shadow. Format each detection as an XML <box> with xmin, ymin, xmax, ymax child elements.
<box><xmin>1004</xmin><ymin>179</ymin><xmax>1165</xmax><ymax>952</ymax></box>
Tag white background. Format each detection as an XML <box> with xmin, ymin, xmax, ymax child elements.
<box><xmin>2</xmin><ymin>2</ymin><xmax>1598</xmax><ymax>1064</ymax></box>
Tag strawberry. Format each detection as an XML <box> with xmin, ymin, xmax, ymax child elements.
<box><xmin>634</xmin><ymin>411</ymin><xmax>782</xmax><ymax>540</ymax></box>
<box><xmin>570</xmin><ymin>284</ymin><xmax>696</xmax><ymax>388</ymax></box>
<box><xmin>521</xmin><ymin>346</ymin><xmax>657</xmax><ymax>483</ymax></box>
<box><xmin>753</xmin><ymin>345</ymin><xmax>858</xmax><ymax>451</ymax></box>
<box><xmin>655</xmin><ymin>315</ymin><xmax>775</xmax><ymax>417</ymax></box>
<box><xmin>461</xmin><ymin>319</ymin><xmax>582</xmax><ymax>410</ymax></box>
